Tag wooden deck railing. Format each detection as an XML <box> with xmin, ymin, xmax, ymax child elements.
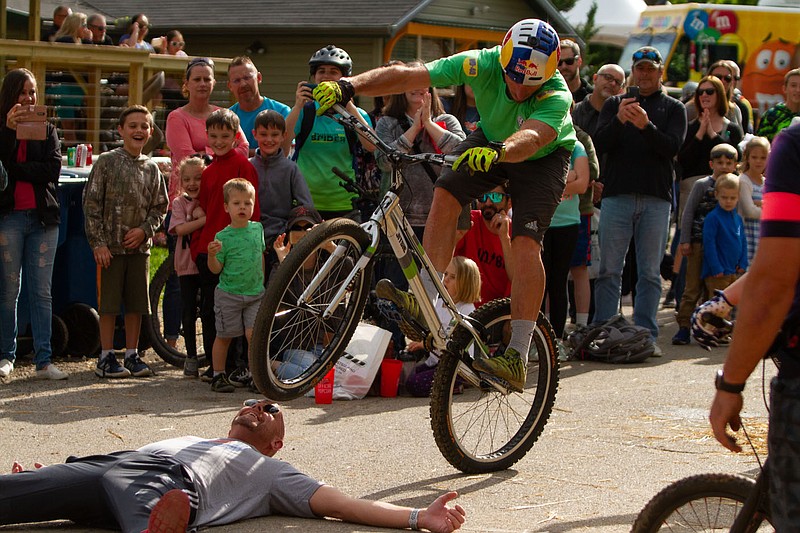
<box><xmin>1</xmin><ymin>38</ymin><xmax>232</xmax><ymax>152</ymax></box>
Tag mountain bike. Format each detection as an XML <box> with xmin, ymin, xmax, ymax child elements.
<box><xmin>249</xmin><ymin>104</ymin><xmax>559</xmax><ymax>473</ymax></box>
<box><xmin>632</xmin><ymin>358</ymin><xmax>777</xmax><ymax>532</ymax></box>
<box><xmin>631</xmin><ymin>460</ymin><xmax>772</xmax><ymax>532</ymax></box>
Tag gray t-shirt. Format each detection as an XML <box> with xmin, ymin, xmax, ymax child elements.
<box><xmin>139</xmin><ymin>436</ymin><xmax>323</xmax><ymax>527</ymax></box>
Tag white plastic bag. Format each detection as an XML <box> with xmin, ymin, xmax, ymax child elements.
<box><xmin>308</xmin><ymin>323</ymin><xmax>391</xmax><ymax>400</ymax></box>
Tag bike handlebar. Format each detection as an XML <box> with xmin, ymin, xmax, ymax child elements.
<box><xmin>328</xmin><ymin>103</ymin><xmax>457</xmax><ymax>169</ymax></box>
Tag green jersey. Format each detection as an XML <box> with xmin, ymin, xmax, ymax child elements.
<box><xmin>426</xmin><ymin>46</ymin><xmax>576</xmax><ymax>159</ymax></box>
<box><xmin>215</xmin><ymin>221</ymin><xmax>265</xmax><ymax>296</ymax></box>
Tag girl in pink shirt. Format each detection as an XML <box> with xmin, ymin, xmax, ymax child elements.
<box><xmin>168</xmin><ymin>156</ymin><xmax>207</xmax><ymax>377</ymax></box>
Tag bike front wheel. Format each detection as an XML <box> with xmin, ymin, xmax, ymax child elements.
<box><xmin>430</xmin><ymin>298</ymin><xmax>559</xmax><ymax>473</ymax></box>
<box><xmin>631</xmin><ymin>473</ymin><xmax>772</xmax><ymax>532</ymax></box>
<box><xmin>250</xmin><ymin>219</ymin><xmax>372</xmax><ymax>400</ymax></box>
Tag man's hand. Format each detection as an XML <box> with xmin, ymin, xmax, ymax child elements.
<box><xmin>123</xmin><ymin>228</ymin><xmax>146</xmax><ymax>249</ymax></box>
<box><xmin>312</xmin><ymin>80</ymin><xmax>355</xmax><ymax>116</ymax></box>
<box><xmin>486</xmin><ymin>210</ymin><xmax>510</xmax><ymax>237</ymax></box>
<box><xmin>617</xmin><ymin>98</ymin><xmax>650</xmax><ymax>129</ymax></box>
<box><xmin>93</xmin><ymin>246</ymin><xmax>112</xmax><ymax>269</ymax></box>
<box><xmin>691</xmin><ymin>290</ymin><xmax>734</xmax><ymax>350</ymax></box>
<box><xmin>709</xmin><ymin>390</ymin><xmax>744</xmax><ymax>452</ymax></box>
<box><xmin>452</xmin><ymin>146</ymin><xmax>504</xmax><ymax>174</ymax></box>
<box><xmin>419</xmin><ymin>491</ymin><xmax>466</xmax><ymax>533</ymax></box>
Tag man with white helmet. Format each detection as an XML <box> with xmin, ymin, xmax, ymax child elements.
<box><xmin>313</xmin><ymin>19</ymin><xmax>577</xmax><ymax>391</ymax></box>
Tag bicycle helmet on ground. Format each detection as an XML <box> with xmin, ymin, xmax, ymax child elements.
<box><xmin>309</xmin><ymin>45</ymin><xmax>352</xmax><ymax>77</ymax></box>
<box><xmin>499</xmin><ymin>19</ymin><xmax>560</xmax><ymax>86</ymax></box>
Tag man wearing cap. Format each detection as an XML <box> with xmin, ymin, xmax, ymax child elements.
<box><xmin>558</xmin><ymin>39</ymin><xmax>592</xmax><ymax>104</ymax></box>
<box><xmin>1</xmin><ymin>401</ymin><xmax>466</xmax><ymax>533</ymax></box>
<box><xmin>593</xmin><ymin>46</ymin><xmax>687</xmax><ymax>349</ymax></box>
<box><xmin>310</xmin><ymin>19</ymin><xmax>576</xmax><ymax>392</ymax></box>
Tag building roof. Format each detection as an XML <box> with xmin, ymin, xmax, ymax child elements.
<box><xmin>78</xmin><ymin>0</ymin><xmax>433</xmax><ymax>35</ymax></box>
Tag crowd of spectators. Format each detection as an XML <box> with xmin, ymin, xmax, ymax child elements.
<box><xmin>4</xmin><ymin>13</ymin><xmax>800</xmax><ymax>388</ymax></box>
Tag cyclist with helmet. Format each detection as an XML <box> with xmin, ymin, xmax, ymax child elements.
<box><xmin>285</xmin><ymin>45</ymin><xmax>374</xmax><ymax>221</ymax></box>
<box><xmin>313</xmin><ymin>19</ymin><xmax>577</xmax><ymax>391</ymax></box>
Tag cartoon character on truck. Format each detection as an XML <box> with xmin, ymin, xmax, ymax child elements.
<box><xmin>621</xmin><ymin>3</ymin><xmax>800</xmax><ymax>116</ymax></box>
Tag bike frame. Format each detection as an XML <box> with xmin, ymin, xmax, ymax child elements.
<box><xmin>297</xmin><ymin>104</ymin><xmax>490</xmax><ymax>372</ymax></box>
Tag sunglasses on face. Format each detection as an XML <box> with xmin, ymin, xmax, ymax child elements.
<box><xmin>633</xmin><ymin>49</ymin><xmax>660</xmax><ymax>62</ymax></box>
<box><xmin>558</xmin><ymin>57</ymin><xmax>578</xmax><ymax>67</ymax></box>
<box><xmin>598</xmin><ymin>72</ymin><xmax>623</xmax><ymax>85</ymax></box>
<box><xmin>170</xmin><ymin>40</ymin><xmax>185</xmax><ymax>47</ymax></box>
<box><xmin>88</xmin><ymin>24</ymin><xmax>106</xmax><ymax>31</ymax></box>
<box><xmin>713</xmin><ymin>74</ymin><xmax>734</xmax><ymax>83</ymax></box>
<box><xmin>478</xmin><ymin>192</ymin><xmax>508</xmax><ymax>203</ymax></box>
<box><xmin>697</xmin><ymin>87</ymin><xmax>717</xmax><ymax>96</ymax></box>
<box><xmin>242</xmin><ymin>399</ymin><xmax>280</xmax><ymax>413</ymax></box>
<box><xmin>290</xmin><ymin>224</ymin><xmax>313</xmax><ymax>232</ymax></box>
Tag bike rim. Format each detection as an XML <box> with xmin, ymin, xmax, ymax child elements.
<box><xmin>264</xmin><ymin>233</ymin><xmax>367</xmax><ymax>391</ymax></box>
<box><xmin>447</xmin><ymin>317</ymin><xmax>554</xmax><ymax>462</ymax></box>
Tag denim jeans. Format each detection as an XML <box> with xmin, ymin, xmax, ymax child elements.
<box><xmin>594</xmin><ymin>195</ymin><xmax>670</xmax><ymax>339</ymax></box>
<box><xmin>0</xmin><ymin>211</ymin><xmax>59</xmax><ymax>368</ymax></box>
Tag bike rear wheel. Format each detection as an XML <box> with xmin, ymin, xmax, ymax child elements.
<box><xmin>430</xmin><ymin>299</ymin><xmax>559</xmax><ymax>473</ymax></box>
<box><xmin>144</xmin><ymin>254</ymin><xmax>208</xmax><ymax>368</ymax></box>
<box><xmin>250</xmin><ymin>219</ymin><xmax>372</xmax><ymax>400</ymax></box>
<box><xmin>631</xmin><ymin>473</ymin><xmax>772</xmax><ymax>532</ymax></box>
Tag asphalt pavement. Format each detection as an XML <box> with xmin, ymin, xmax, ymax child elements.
<box><xmin>0</xmin><ymin>301</ymin><xmax>774</xmax><ymax>532</ymax></box>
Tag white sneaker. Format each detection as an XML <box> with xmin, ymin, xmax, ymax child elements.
<box><xmin>0</xmin><ymin>359</ymin><xmax>13</xmax><ymax>377</ymax></box>
<box><xmin>36</xmin><ymin>364</ymin><xmax>68</xmax><ymax>380</ymax></box>
<box><xmin>651</xmin><ymin>344</ymin><xmax>664</xmax><ymax>358</ymax></box>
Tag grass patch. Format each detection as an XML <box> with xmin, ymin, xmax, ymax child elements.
<box><xmin>150</xmin><ymin>246</ymin><xmax>168</xmax><ymax>281</ymax></box>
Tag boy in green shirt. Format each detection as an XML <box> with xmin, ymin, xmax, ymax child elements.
<box><xmin>207</xmin><ymin>179</ymin><xmax>265</xmax><ymax>392</ymax></box>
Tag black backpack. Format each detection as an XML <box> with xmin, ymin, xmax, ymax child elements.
<box><xmin>566</xmin><ymin>315</ymin><xmax>655</xmax><ymax>364</ymax></box>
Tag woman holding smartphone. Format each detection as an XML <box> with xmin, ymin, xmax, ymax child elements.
<box><xmin>0</xmin><ymin>68</ymin><xmax>67</xmax><ymax>380</ymax></box>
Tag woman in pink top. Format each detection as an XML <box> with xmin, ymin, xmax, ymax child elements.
<box><xmin>165</xmin><ymin>57</ymin><xmax>249</xmax><ymax>204</ymax></box>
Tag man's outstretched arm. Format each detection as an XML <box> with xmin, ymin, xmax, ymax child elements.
<box><xmin>309</xmin><ymin>486</ymin><xmax>466</xmax><ymax>532</ymax></box>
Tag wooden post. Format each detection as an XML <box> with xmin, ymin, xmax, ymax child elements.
<box><xmin>28</xmin><ymin>0</ymin><xmax>40</xmax><ymax>42</ymax></box>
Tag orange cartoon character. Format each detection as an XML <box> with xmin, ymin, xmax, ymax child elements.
<box><xmin>741</xmin><ymin>36</ymin><xmax>798</xmax><ymax>114</ymax></box>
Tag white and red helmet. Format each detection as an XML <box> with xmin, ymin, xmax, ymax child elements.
<box><xmin>499</xmin><ymin>19</ymin><xmax>560</xmax><ymax>86</ymax></box>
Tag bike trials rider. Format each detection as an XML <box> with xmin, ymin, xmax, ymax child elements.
<box><xmin>312</xmin><ymin>19</ymin><xmax>576</xmax><ymax>391</ymax></box>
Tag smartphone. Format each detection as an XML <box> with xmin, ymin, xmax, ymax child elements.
<box><xmin>302</xmin><ymin>82</ymin><xmax>317</xmax><ymax>90</ymax></box>
<box><xmin>16</xmin><ymin>105</ymin><xmax>48</xmax><ymax>141</ymax></box>
<box><xmin>625</xmin><ymin>86</ymin><xmax>640</xmax><ymax>100</ymax></box>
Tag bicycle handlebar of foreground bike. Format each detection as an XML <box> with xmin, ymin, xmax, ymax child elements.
<box><xmin>327</xmin><ymin>103</ymin><xmax>457</xmax><ymax>169</ymax></box>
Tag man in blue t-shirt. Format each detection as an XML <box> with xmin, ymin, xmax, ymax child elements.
<box><xmin>312</xmin><ymin>19</ymin><xmax>576</xmax><ymax>391</ymax></box>
<box><xmin>709</xmin><ymin>124</ymin><xmax>800</xmax><ymax>530</ymax></box>
<box><xmin>228</xmin><ymin>56</ymin><xmax>291</xmax><ymax>157</ymax></box>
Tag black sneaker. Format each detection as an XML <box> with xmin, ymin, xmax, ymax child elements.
<box><xmin>96</xmin><ymin>354</ymin><xmax>131</xmax><ymax>378</ymax></box>
<box><xmin>228</xmin><ymin>367</ymin><xmax>252</xmax><ymax>388</ymax></box>
<box><xmin>200</xmin><ymin>366</ymin><xmax>214</xmax><ymax>383</ymax></box>
<box><xmin>124</xmin><ymin>354</ymin><xmax>154</xmax><ymax>377</ymax></box>
<box><xmin>211</xmin><ymin>373</ymin><xmax>235</xmax><ymax>393</ymax></box>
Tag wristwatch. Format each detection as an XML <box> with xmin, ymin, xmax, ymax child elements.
<box><xmin>715</xmin><ymin>369</ymin><xmax>745</xmax><ymax>394</ymax></box>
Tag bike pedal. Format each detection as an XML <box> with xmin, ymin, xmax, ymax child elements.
<box><xmin>478</xmin><ymin>372</ymin><xmax>523</xmax><ymax>394</ymax></box>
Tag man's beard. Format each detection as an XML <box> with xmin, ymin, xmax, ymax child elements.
<box><xmin>481</xmin><ymin>206</ymin><xmax>498</xmax><ymax>221</ymax></box>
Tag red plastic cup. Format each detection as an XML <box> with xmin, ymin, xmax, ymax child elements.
<box><xmin>380</xmin><ymin>358</ymin><xmax>404</xmax><ymax>398</ymax></box>
<box><xmin>315</xmin><ymin>368</ymin><xmax>334</xmax><ymax>404</ymax></box>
